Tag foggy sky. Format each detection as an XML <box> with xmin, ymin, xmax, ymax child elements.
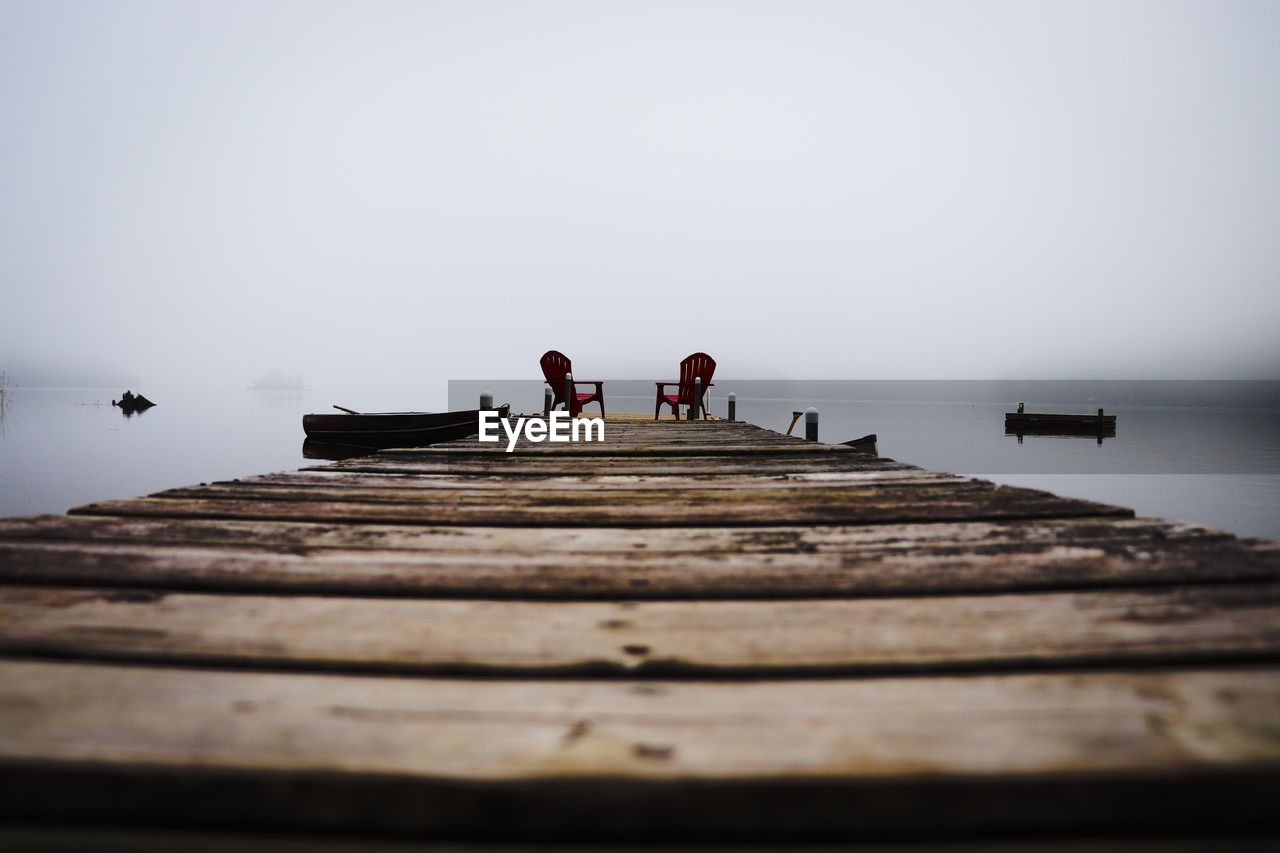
<box><xmin>2</xmin><ymin>0</ymin><xmax>1278</xmax><ymax>394</ymax></box>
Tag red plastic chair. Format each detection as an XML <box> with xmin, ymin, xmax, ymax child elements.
<box><xmin>654</xmin><ymin>352</ymin><xmax>715</xmax><ymax>420</ymax></box>
<box><xmin>540</xmin><ymin>351</ymin><xmax>605</xmax><ymax>418</ymax></box>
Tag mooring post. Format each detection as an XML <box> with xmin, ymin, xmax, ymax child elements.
<box><xmin>727</xmin><ymin>392</ymin><xmax>736</xmax><ymax>422</ymax></box>
<box><xmin>805</xmin><ymin>406</ymin><xmax>819</xmax><ymax>442</ymax></box>
<box><xmin>543</xmin><ymin>387</ymin><xmax>552</xmax><ymax>418</ymax></box>
<box><xmin>1098</xmin><ymin>408</ymin><xmax>1104</xmax><ymax>417</ymax></box>
<box><xmin>564</xmin><ymin>373</ymin><xmax>573</xmax><ymax>418</ymax></box>
<box><xmin>692</xmin><ymin>377</ymin><xmax>701</xmax><ymax>420</ymax></box>
<box><xmin>479</xmin><ymin>391</ymin><xmax>493</xmax><ymax>410</ymax></box>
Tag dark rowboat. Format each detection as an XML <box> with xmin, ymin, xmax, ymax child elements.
<box><xmin>302</xmin><ymin>404</ymin><xmax>508</xmax><ymax>449</ymax></box>
<box><xmin>840</xmin><ymin>433</ymin><xmax>878</xmax><ymax>455</ymax></box>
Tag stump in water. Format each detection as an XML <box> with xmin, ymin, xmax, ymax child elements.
<box><xmin>112</xmin><ymin>390</ymin><xmax>155</xmax><ymax>413</ymax></box>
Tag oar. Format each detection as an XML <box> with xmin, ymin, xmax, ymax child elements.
<box><xmin>333</xmin><ymin>405</ymin><xmax>360</xmax><ymax>415</ymax></box>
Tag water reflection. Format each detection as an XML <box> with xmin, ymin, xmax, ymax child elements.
<box><xmin>1007</xmin><ymin>429</ymin><xmax>1115</xmax><ymax>445</ymax></box>
<box><xmin>301</xmin><ymin>439</ymin><xmax>378</xmax><ymax>461</ymax></box>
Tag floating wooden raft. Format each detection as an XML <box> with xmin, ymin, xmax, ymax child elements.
<box><xmin>1005</xmin><ymin>410</ymin><xmax>1118</xmax><ymax>433</ymax></box>
<box><xmin>1</xmin><ymin>413</ymin><xmax>1278</xmax><ymax>848</ymax></box>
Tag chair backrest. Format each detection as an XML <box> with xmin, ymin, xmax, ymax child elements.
<box><xmin>540</xmin><ymin>350</ymin><xmax>573</xmax><ymax>406</ymax></box>
<box><xmin>677</xmin><ymin>352</ymin><xmax>716</xmax><ymax>405</ymax></box>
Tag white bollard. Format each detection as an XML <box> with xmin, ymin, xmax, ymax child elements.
<box><xmin>727</xmin><ymin>392</ymin><xmax>736</xmax><ymax>422</ymax></box>
<box><xmin>692</xmin><ymin>377</ymin><xmax>701</xmax><ymax>420</ymax></box>
<box><xmin>544</xmin><ymin>387</ymin><xmax>553</xmax><ymax>418</ymax></box>
<box><xmin>805</xmin><ymin>407</ymin><xmax>819</xmax><ymax>442</ymax></box>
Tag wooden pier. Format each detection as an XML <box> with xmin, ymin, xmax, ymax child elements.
<box><xmin>1</xmin><ymin>414</ymin><xmax>1279</xmax><ymax>847</ymax></box>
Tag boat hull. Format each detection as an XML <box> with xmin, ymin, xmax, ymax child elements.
<box><xmin>302</xmin><ymin>405</ymin><xmax>507</xmax><ymax>449</ymax></box>
<box><xmin>840</xmin><ymin>433</ymin><xmax>878</xmax><ymax>455</ymax></box>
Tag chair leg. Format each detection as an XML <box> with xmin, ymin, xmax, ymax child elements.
<box><xmin>599</xmin><ymin>396</ymin><xmax>605</xmax><ymax>419</ymax></box>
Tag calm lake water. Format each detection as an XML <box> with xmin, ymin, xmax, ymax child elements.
<box><xmin>2</xmin><ymin>383</ymin><xmax>1278</xmax><ymax>540</ymax></box>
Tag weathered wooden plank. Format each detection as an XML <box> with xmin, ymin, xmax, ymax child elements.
<box><xmin>317</xmin><ymin>453</ymin><xmax>914</xmax><ymax>476</ymax></box>
<box><xmin>421</xmin><ymin>438</ymin><xmax>819</xmax><ymax>460</ymax></box>
<box><xmin>1</xmin><ymin>660</ymin><xmax>1278</xmax><ymax>838</ymax></box>
<box><xmin>1</xmin><ymin>517</ymin><xmax>1274</xmax><ymax>599</ymax></box>
<box><xmin>236</xmin><ymin>469</ymin><xmax>960</xmax><ymax>491</ymax></box>
<box><xmin>154</xmin><ymin>475</ymin><xmax>972</xmax><ymax>506</ymax></box>
<box><xmin>381</xmin><ymin>444</ymin><xmax>857</xmax><ymax>456</ymax></box>
<box><xmin>71</xmin><ymin>481</ymin><xmax>1131</xmax><ymax>527</ymax></box>
<box><xmin>2</xmin><ymin>583</ymin><xmax>1278</xmax><ymax>675</ymax></box>
<box><xmin>2</xmin><ymin>827</ymin><xmax>1276</xmax><ymax>853</ymax></box>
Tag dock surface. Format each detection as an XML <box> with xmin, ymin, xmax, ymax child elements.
<box><xmin>2</xmin><ymin>415</ymin><xmax>1279</xmax><ymax>847</ymax></box>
